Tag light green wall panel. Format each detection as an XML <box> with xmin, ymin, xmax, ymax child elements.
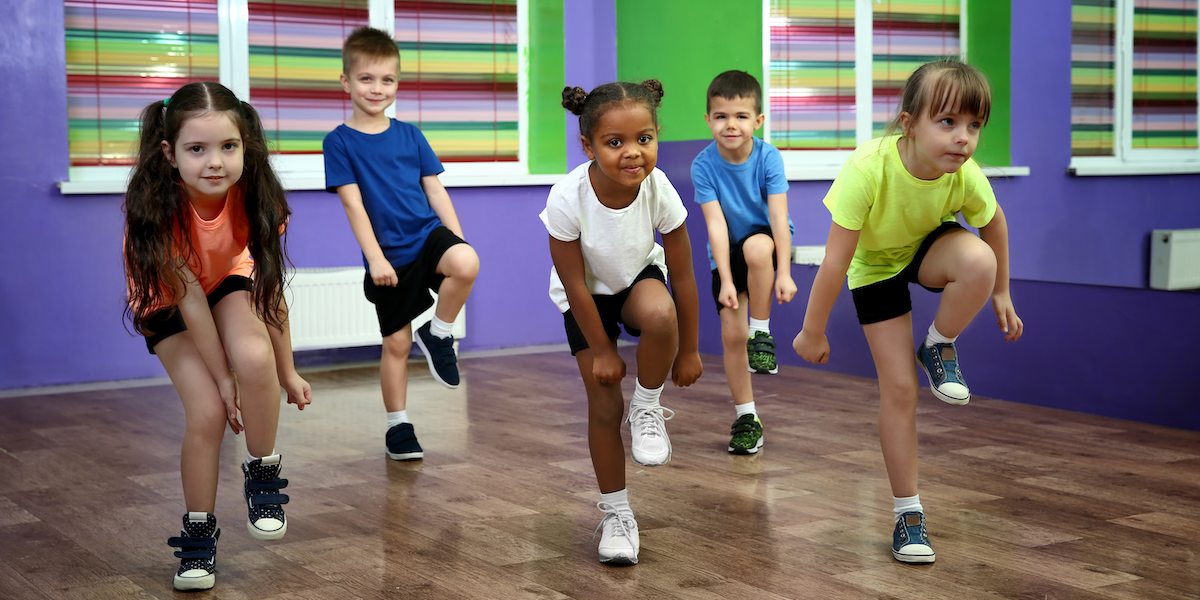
<box><xmin>528</xmin><ymin>0</ymin><xmax>566</xmax><ymax>173</ymax></box>
<box><xmin>967</xmin><ymin>0</ymin><xmax>1012</xmax><ymax>166</ymax></box>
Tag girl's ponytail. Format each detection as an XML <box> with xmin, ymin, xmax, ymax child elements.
<box><xmin>640</xmin><ymin>79</ymin><xmax>664</xmax><ymax>106</ymax></box>
<box><xmin>235</xmin><ymin>98</ymin><xmax>292</xmax><ymax>330</ymax></box>
<box><xmin>561</xmin><ymin>86</ymin><xmax>588</xmax><ymax>116</ymax></box>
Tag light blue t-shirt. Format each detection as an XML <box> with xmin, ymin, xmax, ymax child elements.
<box><xmin>691</xmin><ymin>137</ymin><xmax>792</xmax><ymax>270</ymax></box>
<box><xmin>323</xmin><ymin>119</ymin><xmax>444</xmax><ymax>268</ymax></box>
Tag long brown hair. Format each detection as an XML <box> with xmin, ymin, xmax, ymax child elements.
<box><xmin>123</xmin><ymin>81</ymin><xmax>292</xmax><ymax>334</ymax></box>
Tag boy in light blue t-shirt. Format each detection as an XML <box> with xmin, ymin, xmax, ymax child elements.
<box><xmin>691</xmin><ymin>70</ymin><xmax>795</xmax><ymax>455</ymax></box>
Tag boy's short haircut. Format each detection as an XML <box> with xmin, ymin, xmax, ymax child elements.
<box><xmin>706</xmin><ymin>70</ymin><xmax>763</xmax><ymax>115</ymax></box>
<box><xmin>342</xmin><ymin>26</ymin><xmax>400</xmax><ymax>74</ymax></box>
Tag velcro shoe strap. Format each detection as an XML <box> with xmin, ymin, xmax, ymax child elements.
<box><xmin>168</xmin><ymin>536</ymin><xmax>216</xmax><ymax>550</ymax></box>
<box><xmin>749</xmin><ymin>341</ymin><xmax>776</xmax><ymax>355</ymax></box>
<box><xmin>172</xmin><ymin>548</ymin><xmax>215</xmax><ymax>560</ymax></box>
<box><xmin>440</xmin><ymin>351</ymin><xmax>457</xmax><ymax>364</ymax></box>
<box><xmin>250</xmin><ymin>492</ymin><xmax>290</xmax><ymax>506</ymax></box>
<box><xmin>730</xmin><ymin>423</ymin><xmax>758</xmax><ymax>435</ymax></box>
<box><xmin>246</xmin><ymin>477</ymin><xmax>288</xmax><ymax>491</ymax></box>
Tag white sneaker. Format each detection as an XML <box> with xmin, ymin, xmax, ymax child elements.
<box><xmin>628</xmin><ymin>404</ymin><xmax>674</xmax><ymax>466</ymax></box>
<box><xmin>594</xmin><ymin>502</ymin><xmax>639</xmax><ymax>565</ymax></box>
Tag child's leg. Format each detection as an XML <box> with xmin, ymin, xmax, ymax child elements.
<box><xmin>154</xmin><ymin>334</ymin><xmax>229</xmax><ymax>513</ymax></box>
<box><xmin>862</xmin><ymin>313</ymin><xmax>920</xmax><ymax>498</ymax></box>
<box><xmin>742</xmin><ymin>233</ymin><xmax>777</xmax><ymax>321</ymax></box>
<box><xmin>433</xmin><ymin>244</ymin><xmax>480</xmax><ymax>324</ymax></box>
<box><xmin>211</xmin><ymin>292</ymin><xmax>280</xmax><ymax>458</ymax></box>
<box><xmin>620</xmin><ymin>278</ymin><xmax>678</xmax><ymax>387</ymax></box>
<box><xmin>720</xmin><ymin>296</ymin><xmax>753</xmax><ymax>405</ymax></box>
<box><xmin>916</xmin><ymin>230</ymin><xmax>997</xmax><ymax>338</ymax></box>
<box><xmin>575</xmin><ymin>346</ymin><xmax>627</xmax><ymax>493</ymax></box>
<box><xmin>380</xmin><ymin>325</ymin><xmax>414</xmax><ymax>412</ymax></box>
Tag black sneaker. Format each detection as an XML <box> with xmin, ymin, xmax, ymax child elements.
<box><xmin>167</xmin><ymin>512</ymin><xmax>219</xmax><ymax>591</ymax></box>
<box><xmin>242</xmin><ymin>454</ymin><xmax>289</xmax><ymax>541</ymax></box>
<box><xmin>386</xmin><ymin>422</ymin><xmax>424</xmax><ymax>460</ymax></box>
<box><xmin>415</xmin><ymin>321</ymin><xmax>460</xmax><ymax>388</ymax></box>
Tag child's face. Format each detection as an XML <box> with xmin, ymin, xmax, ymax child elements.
<box><xmin>900</xmin><ymin>101</ymin><xmax>982</xmax><ymax>178</ymax></box>
<box><xmin>340</xmin><ymin>56</ymin><xmax>399</xmax><ymax>118</ymax></box>
<box><xmin>581</xmin><ymin>103</ymin><xmax>659</xmax><ymax>193</ymax></box>
<box><xmin>704</xmin><ymin>95</ymin><xmax>763</xmax><ymax>154</ymax></box>
<box><xmin>162</xmin><ymin>111</ymin><xmax>244</xmax><ymax>204</ymax></box>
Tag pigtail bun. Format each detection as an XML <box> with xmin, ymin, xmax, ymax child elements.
<box><xmin>562</xmin><ymin>86</ymin><xmax>588</xmax><ymax>115</ymax></box>
<box><xmin>640</xmin><ymin>79</ymin><xmax>665</xmax><ymax>105</ymax></box>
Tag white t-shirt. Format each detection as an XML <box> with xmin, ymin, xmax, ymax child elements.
<box><xmin>539</xmin><ymin>161</ymin><xmax>688</xmax><ymax>313</ymax></box>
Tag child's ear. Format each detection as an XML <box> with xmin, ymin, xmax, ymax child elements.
<box><xmin>754</xmin><ymin>112</ymin><xmax>765</xmax><ymax>130</ymax></box>
<box><xmin>580</xmin><ymin>135</ymin><xmax>595</xmax><ymax>160</ymax></box>
<box><xmin>160</xmin><ymin>140</ymin><xmax>177</xmax><ymax>168</ymax></box>
<box><xmin>339</xmin><ymin>72</ymin><xmax>350</xmax><ymax>93</ymax></box>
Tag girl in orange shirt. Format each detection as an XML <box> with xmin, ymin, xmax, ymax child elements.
<box><xmin>123</xmin><ymin>81</ymin><xmax>310</xmax><ymax>591</ymax></box>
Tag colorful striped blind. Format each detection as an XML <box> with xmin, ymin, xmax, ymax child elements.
<box><xmin>394</xmin><ymin>0</ymin><xmax>519</xmax><ymax>162</ymax></box>
<box><xmin>872</xmin><ymin>0</ymin><xmax>960</xmax><ymax>137</ymax></box>
<box><xmin>1131</xmin><ymin>0</ymin><xmax>1197</xmax><ymax>149</ymax></box>
<box><xmin>65</xmin><ymin>0</ymin><xmax>219</xmax><ymax>166</ymax></box>
<box><xmin>767</xmin><ymin>0</ymin><xmax>857</xmax><ymax>150</ymax></box>
<box><xmin>1071</xmin><ymin>0</ymin><xmax>1117</xmax><ymax>156</ymax></box>
<box><xmin>249</xmin><ymin>1</ymin><xmax>368</xmax><ymax>155</ymax></box>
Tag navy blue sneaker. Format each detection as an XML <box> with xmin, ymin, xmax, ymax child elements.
<box><xmin>892</xmin><ymin>511</ymin><xmax>935</xmax><ymax>564</ymax></box>
<box><xmin>386</xmin><ymin>422</ymin><xmax>424</xmax><ymax>461</ymax></box>
<box><xmin>415</xmin><ymin>321</ymin><xmax>460</xmax><ymax>388</ymax></box>
<box><xmin>242</xmin><ymin>455</ymin><xmax>289</xmax><ymax>541</ymax></box>
<box><xmin>916</xmin><ymin>339</ymin><xmax>970</xmax><ymax>405</ymax></box>
<box><xmin>167</xmin><ymin>512</ymin><xmax>219</xmax><ymax>591</ymax></box>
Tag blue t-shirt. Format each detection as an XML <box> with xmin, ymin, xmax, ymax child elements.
<box><xmin>691</xmin><ymin>137</ymin><xmax>792</xmax><ymax>270</ymax></box>
<box><xmin>323</xmin><ymin>119</ymin><xmax>444</xmax><ymax>268</ymax></box>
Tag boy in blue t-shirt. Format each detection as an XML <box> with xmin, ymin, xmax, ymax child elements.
<box><xmin>323</xmin><ymin>26</ymin><xmax>480</xmax><ymax>461</ymax></box>
<box><xmin>691</xmin><ymin>70</ymin><xmax>795</xmax><ymax>455</ymax></box>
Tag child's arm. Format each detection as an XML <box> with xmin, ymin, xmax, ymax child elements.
<box><xmin>699</xmin><ymin>202</ymin><xmax>738</xmax><ymax>310</ymax></box>
<box><xmin>422</xmin><ymin>175</ymin><xmax>465</xmax><ymax>239</ymax></box>
<box><xmin>793</xmin><ymin>222</ymin><xmax>859</xmax><ymax>364</ymax></box>
<box><xmin>548</xmin><ymin>236</ymin><xmax>626</xmax><ymax>384</ymax></box>
<box><xmin>978</xmin><ymin>204</ymin><xmax>1023</xmax><ymax>342</ymax></box>
<box><xmin>767</xmin><ymin>192</ymin><xmax>797</xmax><ymax>304</ymax></box>
<box><xmin>174</xmin><ymin>267</ymin><xmax>243</xmax><ymax>434</ymax></box>
<box><xmin>335</xmin><ymin>183</ymin><xmax>397</xmax><ymax>287</ymax></box>
<box><xmin>661</xmin><ymin>226</ymin><xmax>703</xmax><ymax>387</ymax></box>
<box><xmin>267</xmin><ymin>297</ymin><xmax>312</xmax><ymax>410</ymax></box>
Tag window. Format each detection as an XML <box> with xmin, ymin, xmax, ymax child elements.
<box><xmin>765</xmin><ymin>0</ymin><xmax>962</xmax><ymax>175</ymax></box>
<box><xmin>61</xmin><ymin>0</ymin><xmax>535</xmax><ymax>193</ymax></box>
<box><xmin>1070</xmin><ymin>0</ymin><xmax>1199</xmax><ymax>175</ymax></box>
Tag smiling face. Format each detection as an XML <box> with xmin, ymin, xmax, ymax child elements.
<box><xmin>898</xmin><ymin>96</ymin><xmax>983</xmax><ymax>180</ymax></box>
<box><xmin>704</xmin><ymin>94</ymin><xmax>764</xmax><ymax>162</ymax></box>
<box><xmin>161</xmin><ymin>111</ymin><xmax>244</xmax><ymax>204</ymax></box>
<box><xmin>581</xmin><ymin>102</ymin><xmax>659</xmax><ymax>204</ymax></box>
<box><xmin>340</xmin><ymin>56</ymin><xmax>399</xmax><ymax>121</ymax></box>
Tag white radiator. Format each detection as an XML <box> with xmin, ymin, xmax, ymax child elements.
<box><xmin>1150</xmin><ymin>229</ymin><xmax>1200</xmax><ymax>291</ymax></box>
<box><xmin>284</xmin><ymin>267</ymin><xmax>466</xmax><ymax>351</ymax></box>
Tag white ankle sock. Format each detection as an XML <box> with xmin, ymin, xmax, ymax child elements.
<box><xmin>429</xmin><ymin>315</ymin><xmax>453</xmax><ymax>339</ymax></box>
<box><xmin>387</xmin><ymin>410</ymin><xmax>409</xmax><ymax>428</ymax></box>
<box><xmin>893</xmin><ymin>494</ymin><xmax>924</xmax><ymax>516</ymax></box>
<box><xmin>735</xmin><ymin>401</ymin><xmax>757</xmax><ymax>418</ymax></box>
<box><xmin>600</xmin><ymin>489</ymin><xmax>632</xmax><ymax>515</ymax></box>
<box><xmin>630</xmin><ymin>380</ymin><xmax>663</xmax><ymax>409</ymax></box>
<box><xmin>749</xmin><ymin>317</ymin><xmax>770</xmax><ymax>336</ymax></box>
<box><xmin>925</xmin><ymin>323</ymin><xmax>956</xmax><ymax>347</ymax></box>
<box><xmin>246</xmin><ymin>449</ymin><xmax>275</xmax><ymax>465</ymax></box>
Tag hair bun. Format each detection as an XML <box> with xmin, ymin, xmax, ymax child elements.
<box><xmin>561</xmin><ymin>86</ymin><xmax>588</xmax><ymax>115</ymax></box>
<box><xmin>640</xmin><ymin>79</ymin><xmax>665</xmax><ymax>103</ymax></box>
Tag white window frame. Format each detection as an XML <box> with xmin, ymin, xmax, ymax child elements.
<box><xmin>1070</xmin><ymin>0</ymin><xmax>1200</xmax><ymax>176</ymax></box>
<box><xmin>59</xmin><ymin>0</ymin><xmax>548</xmax><ymax>195</ymax></box>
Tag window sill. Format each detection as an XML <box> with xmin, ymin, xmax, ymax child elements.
<box><xmin>1068</xmin><ymin>161</ymin><xmax>1200</xmax><ymax>177</ymax></box>
<box><xmin>57</xmin><ymin>172</ymin><xmax>566</xmax><ymax>195</ymax></box>
<box><xmin>784</xmin><ymin>165</ymin><xmax>1030</xmax><ymax>181</ymax></box>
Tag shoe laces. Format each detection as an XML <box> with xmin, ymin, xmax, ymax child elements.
<box><xmin>593</xmin><ymin>502</ymin><xmax>636</xmax><ymax>540</ymax></box>
<box><xmin>628</xmin><ymin>405</ymin><xmax>674</xmax><ymax>439</ymax></box>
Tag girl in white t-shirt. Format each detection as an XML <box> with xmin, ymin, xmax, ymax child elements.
<box><xmin>540</xmin><ymin>79</ymin><xmax>703</xmax><ymax>565</ymax></box>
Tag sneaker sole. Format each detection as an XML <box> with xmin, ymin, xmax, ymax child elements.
<box><xmin>247</xmin><ymin>519</ymin><xmax>287</xmax><ymax>541</ymax></box>
<box><xmin>173</xmin><ymin>573</ymin><xmax>215</xmax><ymax>591</ymax></box>
<box><xmin>631</xmin><ymin>451</ymin><xmax>671</xmax><ymax>466</ymax></box>
<box><xmin>892</xmin><ymin>549</ymin><xmax>936</xmax><ymax>564</ymax></box>
<box><xmin>599</xmin><ymin>553</ymin><xmax>639</xmax><ymax>565</ymax></box>
<box><xmin>386</xmin><ymin>450</ymin><xmax>424</xmax><ymax>461</ymax></box>
<box><xmin>747</xmin><ymin>366</ymin><xmax>779</xmax><ymax>374</ymax></box>
<box><xmin>916</xmin><ymin>356</ymin><xmax>969</xmax><ymax>405</ymax></box>
<box><xmin>415</xmin><ymin>333</ymin><xmax>459</xmax><ymax>389</ymax></box>
<box><xmin>728</xmin><ymin>435</ymin><xmax>764</xmax><ymax>455</ymax></box>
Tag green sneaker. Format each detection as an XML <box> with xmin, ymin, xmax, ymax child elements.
<box><xmin>728</xmin><ymin>413</ymin><xmax>764</xmax><ymax>454</ymax></box>
<box><xmin>747</xmin><ymin>331</ymin><xmax>778</xmax><ymax>374</ymax></box>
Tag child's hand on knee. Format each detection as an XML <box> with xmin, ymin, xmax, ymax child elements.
<box><xmin>219</xmin><ymin>374</ymin><xmax>243</xmax><ymax>434</ymax></box>
<box><xmin>775</xmin><ymin>273</ymin><xmax>797</xmax><ymax>304</ymax></box>
<box><xmin>718</xmin><ymin>282</ymin><xmax>739</xmax><ymax>310</ymax></box>
<box><xmin>592</xmin><ymin>351</ymin><xmax>626</xmax><ymax>385</ymax></box>
<box><xmin>671</xmin><ymin>351</ymin><xmax>703</xmax><ymax>387</ymax></box>
<box><xmin>793</xmin><ymin>329</ymin><xmax>829</xmax><ymax>364</ymax></box>
<box><xmin>368</xmin><ymin>257</ymin><xmax>398</xmax><ymax>287</ymax></box>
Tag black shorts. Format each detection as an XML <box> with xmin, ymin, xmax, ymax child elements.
<box><xmin>563</xmin><ymin>264</ymin><xmax>667</xmax><ymax>356</ymax></box>
<box><xmin>143</xmin><ymin>275</ymin><xmax>254</xmax><ymax>354</ymax></box>
<box><xmin>850</xmin><ymin>221</ymin><xmax>965</xmax><ymax>325</ymax></box>
<box><xmin>710</xmin><ymin>227</ymin><xmax>776</xmax><ymax>314</ymax></box>
<box><xmin>364</xmin><ymin>226</ymin><xmax>468</xmax><ymax>337</ymax></box>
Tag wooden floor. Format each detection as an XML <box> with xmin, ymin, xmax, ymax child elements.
<box><xmin>2</xmin><ymin>348</ymin><xmax>1199</xmax><ymax>599</ymax></box>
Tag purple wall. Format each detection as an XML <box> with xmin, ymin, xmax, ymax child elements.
<box><xmin>563</xmin><ymin>0</ymin><xmax>617</xmax><ymax>170</ymax></box>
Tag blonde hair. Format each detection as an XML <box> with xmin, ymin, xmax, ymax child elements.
<box><xmin>885</xmin><ymin>58</ymin><xmax>991</xmax><ymax>137</ymax></box>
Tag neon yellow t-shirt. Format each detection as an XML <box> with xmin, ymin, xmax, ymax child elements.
<box><xmin>823</xmin><ymin>136</ymin><xmax>998</xmax><ymax>290</ymax></box>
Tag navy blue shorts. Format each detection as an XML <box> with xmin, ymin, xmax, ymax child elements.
<box><xmin>850</xmin><ymin>221</ymin><xmax>965</xmax><ymax>325</ymax></box>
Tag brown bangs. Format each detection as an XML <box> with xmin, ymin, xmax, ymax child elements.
<box><xmin>922</xmin><ymin>66</ymin><xmax>991</xmax><ymax>126</ymax></box>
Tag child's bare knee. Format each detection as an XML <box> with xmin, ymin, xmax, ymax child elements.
<box><xmin>636</xmin><ymin>302</ymin><xmax>677</xmax><ymax>337</ymax></box>
<box><xmin>229</xmin><ymin>334</ymin><xmax>274</xmax><ymax>385</ymax></box>
<box><xmin>742</xmin><ymin>235</ymin><xmax>776</xmax><ymax>268</ymax></box>
<box><xmin>382</xmin><ymin>332</ymin><xmax>412</xmax><ymax>357</ymax></box>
